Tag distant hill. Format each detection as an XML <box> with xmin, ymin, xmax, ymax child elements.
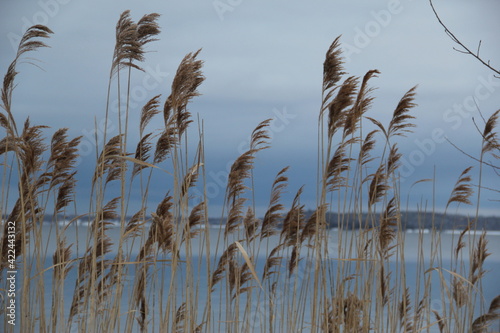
<box><xmin>40</xmin><ymin>211</ymin><xmax>500</xmax><ymax>231</ymax></box>
<box><xmin>320</xmin><ymin>211</ymin><xmax>500</xmax><ymax>231</ymax></box>
<box><xmin>208</xmin><ymin>211</ymin><xmax>500</xmax><ymax>231</ymax></box>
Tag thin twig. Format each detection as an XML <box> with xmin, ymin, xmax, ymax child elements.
<box><xmin>429</xmin><ymin>0</ymin><xmax>500</xmax><ymax>77</ymax></box>
<box><xmin>445</xmin><ymin>137</ymin><xmax>500</xmax><ymax>170</ymax></box>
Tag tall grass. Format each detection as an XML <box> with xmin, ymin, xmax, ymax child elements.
<box><xmin>1</xmin><ymin>13</ymin><xmax>500</xmax><ymax>333</ymax></box>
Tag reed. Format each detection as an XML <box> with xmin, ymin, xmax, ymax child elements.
<box><xmin>1</xmin><ymin>12</ymin><xmax>499</xmax><ymax>333</ymax></box>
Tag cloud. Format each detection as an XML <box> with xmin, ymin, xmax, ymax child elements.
<box><xmin>1</xmin><ymin>0</ymin><xmax>499</xmax><ymax>216</ymax></box>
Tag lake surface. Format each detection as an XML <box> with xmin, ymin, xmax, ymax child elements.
<box><xmin>7</xmin><ymin>224</ymin><xmax>500</xmax><ymax>332</ymax></box>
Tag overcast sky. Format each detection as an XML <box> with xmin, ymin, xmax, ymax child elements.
<box><xmin>1</xmin><ymin>0</ymin><xmax>500</xmax><ymax>217</ymax></box>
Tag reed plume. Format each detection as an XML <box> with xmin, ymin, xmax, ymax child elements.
<box><xmin>129</xmin><ymin>193</ymin><xmax>177</xmax><ymax>330</ymax></box>
<box><xmin>288</xmin><ymin>244</ymin><xmax>300</xmax><ymax>277</ymax></box>
<box><xmin>243</xmin><ymin>207</ymin><xmax>260</xmax><ymax>241</ymax></box>
<box><xmin>455</xmin><ymin>225</ymin><xmax>470</xmax><ymax>259</ymax></box>
<box><xmin>234</xmin><ymin>261</ymin><xmax>253</xmax><ymax>297</ymax></box>
<box><xmin>378</xmin><ymin>265</ymin><xmax>392</xmax><ymax>306</ymax></box>
<box><xmin>262</xmin><ymin>244</ymin><xmax>284</xmax><ymax>281</ymax></box>
<box><xmin>19</xmin><ymin>120</ymin><xmax>48</xmax><ymax>178</ymax></box>
<box><xmin>68</xmin><ymin>198</ymin><xmax>117</xmax><ymax>324</ymax></box>
<box><xmin>471</xmin><ymin>231</ymin><xmax>490</xmax><ymax>285</ymax></box>
<box><xmin>92</xmin><ymin>135</ymin><xmax>125</xmax><ymax>185</ymax></box>
<box><xmin>136</xmin><ymin>13</ymin><xmax>161</xmax><ymax>46</ymax></box>
<box><xmin>387</xmin><ymin>144</ymin><xmax>402</xmax><ymax>176</ymax></box>
<box><xmin>149</xmin><ymin>193</ymin><xmax>176</xmax><ymax>254</ymax></box>
<box><xmin>111</xmin><ymin>11</ymin><xmax>160</xmax><ymax>75</ymax></box>
<box><xmin>481</xmin><ymin>109</ymin><xmax>500</xmax><ymax>155</ymax></box>
<box><xmin>180</xmin><ymin>163</ymin><xmax>201</xmax><ymax>200</ymax></box>
<box><xmin>140</xmin><ymin>95</ymin><xmax>162</xmax><ymax>135</ymax></box>
<box><xmin>398</xmin><ymin>288</ymin><xmax>413</xmax><ymax>333</ymax></box>
<box><xmin>325</xmin><ymin>140</ymin><xmax>354</xmax><ymax>192</ymax></box>
<box><xmin>47</xmin><ymin>128</ymin><xmax>81</xmax><ymax>186</ymax></box>
<box><xmin>166</xmin><ymin>49</ymin><xmax>205</xmax><ymax>138</ymax></box>
<box><xmin>112</xmin><ymin>11</ymin><xmax>141</xmax><ymax>75</ymax></box>
<box><xmin>135</xmin><ymin>270</ymin><xmax>148</xmax><ymax>331</ymax></box>
<box><xmin>225</xmin><ymin>197</ymin><xmax>246</xmax><ymax>237</ymax></box>
<box><xmin>182</xmin><ymin>201</ymin><xmax>205</xmax><ymax>243</ymax></box>
<box><xmin>330</xmin><ymin>293</ymin><xmax>364</xmax><ymax>332</ymax></box>
<box><xmin>124</xmin><ymin>207</ymin><xmax>147</xmax><ymax>240</ymax></box>
<box><xmin>55</xmin><ymin>173</ymin><xmax>77</xmax><ymax>213</ymax></box>
<box><xmin>211</xmin><ymin>242</ymin><xmax>238</xmax><ymax>291</ymax></box>
<box><xmin>471</xmin><ymin>295</ymin><xmax>500</xmax><ymax>333</ymax></box>
<box><xmin>225</xmin><ymin>119</ymin><xmax>271</xmax><ymax>237</ymax></box>
<box><xmin>132</xmin><ymin>133</ymin><xmax>154</xmax><ymax>177</ymax></box>
<box><xmin>0</xmin><ymin>121</ymin><xmax>48</xmax><ymax>269</ymax></box>
<box><xmin>261</xmin><ymin>167</ymin><xmax>289</xmax><ymax>239</ymax></box>
<box><xmin>281</xmin><ymin>186</ymin><xmax>305</xmax><ymax>246</ymax></box>
<box><xmin>452</xmin><ymin>276</ymin><xmax>468</xmax><ymax>308</ymax></box>
<box><xmin>433</xmin><ymin>310</ymin><xmax>446</xmax><ymax>332</ymax></box>
<box><xmin>51</xmin><ymin>238</ymin><xmax>72</xmax><ymax>332</ymax></box>
<box><xmin>322</xmin><ymin>36</ymin><xmax>345</xmax><ymax>98</ymax></box>
<box><xmin>131</xmin><ymin>242</ymin><xmax>153</xmax><ymax>331</ymax></box>
<box><xmin>378</xmin><ymin>197</ymin><xmax>398</xmax><ymax>259</ymax></box>
<box><xmin>328</xmin><ymin>76</ymin><xmax>358</xmax><ymax>139</ymax></box>
<box><xmin>446</xmin><ymin>166</ymin><xmax>474</xmax><ymax>209</ymax></box>
<box><xmin>301</xmin><ymin>204</ymin><xmax>328</xmax><ymax>244</ymax></box>
<box><xmin>46</xmin><ymin>128</ymin><xmax>81</xmax><ymax>213</ymax></box>
<box><xmin>174</xmin><ymin>302</ymin><xmax>187</xmax><ymax>333</ymax></box>
<box><xmin>52</xmin><ymin>239</ymin><xmax>72</xmax><ymax>281</ymax></box>
<box><xmin>387</xmin><ymin>86</ymin><xmax>418</xmax><ymax>138</ymax></box>
<box><xmin>154</xmin><ymin>125</ymin><xmax>178</xmax><ymax>164</ymax></box>
<box><xmin>359</xmin><ymin>130</ymin><xmax>378</xmax><ymax>168</ymax></box>
<box><xmin>1</xmin><ymin>25</ymin><xmax>52</xmax><ymax>133</ymax></box>
<box><xmin>226</xmin><ymin>150</ymin><xmax>254</xmax><ymax>205</ymax></box>
<box><xmin>342</xmin><ymin>69</ymin><xmax>379</xmax><ymax>138</ymax></box>
<box><xmin>368</xmin><ymin>164</ymin><xmax>389</xmax><ymax>207</ymax></box>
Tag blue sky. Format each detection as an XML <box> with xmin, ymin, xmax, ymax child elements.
<box><xmin>1</xmin><ymin>0</ymin><xmax>500</xmax><ymax>217</ymax></box>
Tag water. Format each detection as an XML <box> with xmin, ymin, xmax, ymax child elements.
<box><xmin>3</xmin><ymin>224</ymin><xmax>500</xmax><ymax>332</ymax></box>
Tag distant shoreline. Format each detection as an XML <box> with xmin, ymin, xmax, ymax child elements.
<box><xmin>32</xmin><ymin>210</ymin><xmax>500</xmax><ymax>231</ymax></box>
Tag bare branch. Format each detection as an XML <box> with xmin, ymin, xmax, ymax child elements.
<box><xmin>445</xmin><ymin>137</ymin><xmax>500</xmax><ymax>170</ymax></box>
<box><xmin>429</xmin><ymin>0</ymin><xmax>500</xmax><ymax>76</ymax></box>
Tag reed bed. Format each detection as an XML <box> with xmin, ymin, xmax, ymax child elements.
<box><xmin>1</xmin><ymin>12</ymin><xmax>499</xmax><ymax>333</ymax></box>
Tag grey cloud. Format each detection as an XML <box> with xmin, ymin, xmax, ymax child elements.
<box><xmin>1</xmin><ymin>0</ymin><xmax>499</xmax><ymax>216</ymax></box>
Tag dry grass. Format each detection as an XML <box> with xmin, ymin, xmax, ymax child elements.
<box><xmin>1</xmin><ymin>12</ymin><xmax>500</xmax><ymax>333</ymax></box>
